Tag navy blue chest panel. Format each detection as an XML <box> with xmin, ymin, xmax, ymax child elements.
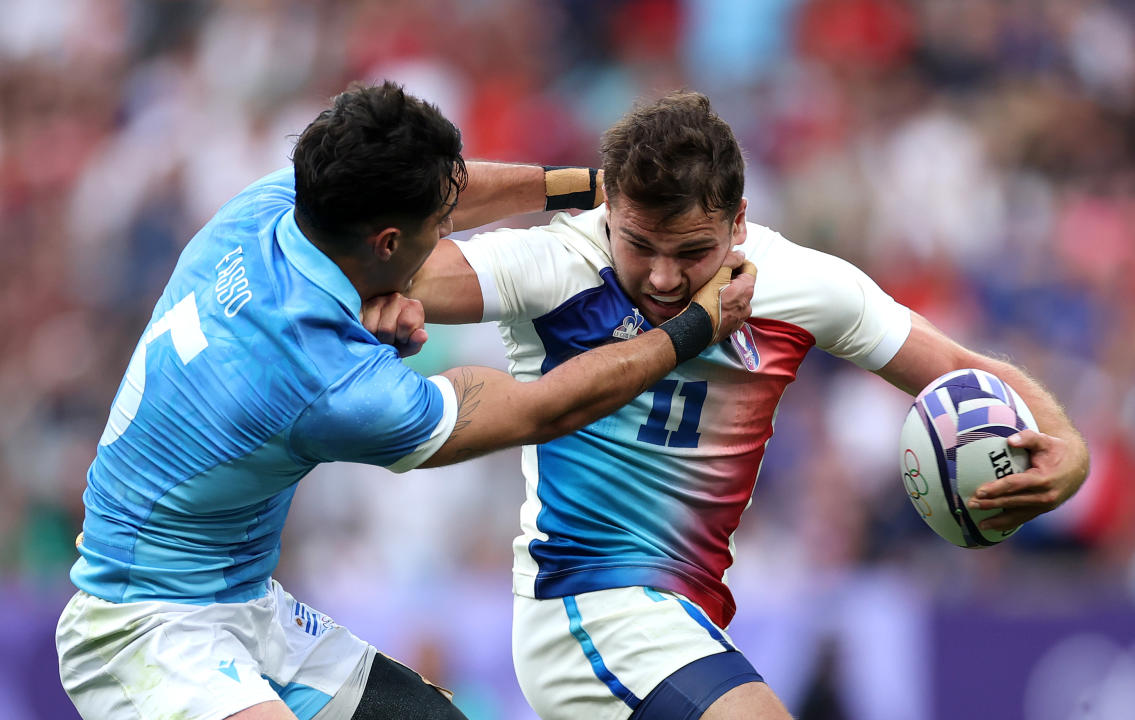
<box><xmin>534</xmin><ymin>267</ymin><xmax>651</xmax><ymax>375</ymax></box>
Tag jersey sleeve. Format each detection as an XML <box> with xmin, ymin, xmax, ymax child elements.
<box><xmin>813</xmin><ymin>255</ymin><xmax>911</xmax><ymax>370</ymax></box>
<box><xmin>456</xmin><ymin>212</ymin><xmax>603</xmax><ymax>323</ymax></box>
<box><xmin>290</xmin><ymin>348</ymin><xmax>458</xmax><ymax>472</ymax></box>
<box><xmin>748</xmin><ymin>226</ymin><xmax>911</xmax><ymax>370</ymax></box>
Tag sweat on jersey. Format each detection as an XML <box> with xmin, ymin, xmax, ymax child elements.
<box><xmin>458</xmin><ymin>206</ymin><xmax>911</xmax><ymax>629</ymax></box>
<box><xmin>73</xmin><ymin>168</ymin><xmax>458</xmax><ymax>605</ymax></box>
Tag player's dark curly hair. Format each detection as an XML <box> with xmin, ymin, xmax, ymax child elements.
<box><xmin>601</xmin><ymin>91</ymin><xmax>744</xmax><ymax>220</ymax></box>
<box><xmin>292</xmin><ymin>81</ymin><xmax>467</xmax><ymax>246</ymax></box>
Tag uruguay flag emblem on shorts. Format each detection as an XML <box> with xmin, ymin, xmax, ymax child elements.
<box><xmin>293</xmin><ymin>600</ymin><xmax>328</xmax><ymax>637</ymax></box>
<box><xmin>730</xmin><ymin>324</ymin><xmax>760</xmax><ymax>372</ymax></box>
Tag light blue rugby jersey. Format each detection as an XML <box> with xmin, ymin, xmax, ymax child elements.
<box><xmin>73</xmin><ymin>168</ymin><xmax>455</xmax><ymax>605</ymax></box>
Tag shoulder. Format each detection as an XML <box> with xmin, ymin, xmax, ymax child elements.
<box><xmin>741</xmin><ymin>222</ymin><xmax>910</xmax><ymax>360</ymax></box>
<box><xmin>208</xmin><ymin>167</ymin><xmax>296</xmax><ymax>225</ymax></box>
<box><xmin>458</xmin><ymin>207</ymin><xmax>611</xmax><ymax>321</ymax></box>
<box><xmin>743</xmin><ymin>222</ymin><xmax>873</xmax><ymax>313</ymax></box>
<box><xmin>290</xmin><ymin>348</ymin><xmax>448</xmax><ymax>466</ymax></box>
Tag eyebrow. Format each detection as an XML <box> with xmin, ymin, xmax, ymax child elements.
<box><xmin>621</xmin><ymin>226</ymin><xmax>718</xmax><ymax>251</ymax></box>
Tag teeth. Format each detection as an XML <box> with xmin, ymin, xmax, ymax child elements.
<box><xmin>650</xmin><ymin>295</ymin><xmax>683</xmax><ymax>304</ymax></box>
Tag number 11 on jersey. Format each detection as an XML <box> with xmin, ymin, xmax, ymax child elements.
<box><xmin>637</xmin><ymin>380</ymin><xmax>707</xmax><ymax>448</ymax></box>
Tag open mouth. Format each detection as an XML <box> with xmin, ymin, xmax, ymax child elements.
<box><xmin>643</xmin><ymin>292</ymin><xmax>686</xmax><ymax>319</ymax></box>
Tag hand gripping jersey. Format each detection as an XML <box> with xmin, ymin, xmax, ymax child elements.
<box><xmin>459</xmin><ymin>207</ymin><xmax>911</xmax><ymax>628</ymax></box>
<box><xmin>73</xmin><ymin>168</ymin><xmax>457</xmax><ymax>605</ymax></box>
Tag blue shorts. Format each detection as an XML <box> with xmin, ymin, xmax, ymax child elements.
<box><xmin>629</xmin><ymin>650</ymin><xmax>764</xmax><ymax>720</ymax></box>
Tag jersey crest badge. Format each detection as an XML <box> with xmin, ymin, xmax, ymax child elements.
<box><xmin>612</xmin><ymin>307</ymin><xmax>645</xmax><ymax>340</ymax></box>
<box><xmin>730</xmin><ymin>324</ymin><xmax>760</xmax><ymax>372</ymax></box>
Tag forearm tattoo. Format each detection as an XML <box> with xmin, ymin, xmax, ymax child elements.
<box><xmin>449</xmin><ymin>367</ymin><xmax>485</xmax><ymax>438</ymax></box>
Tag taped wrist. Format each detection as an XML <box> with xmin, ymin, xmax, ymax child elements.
<box><xmin>659</xmin><ymin>303</ymin><xmax>714</xmax><ymax>363</ymax></box>
<box><xmin>544</xmin><ymin>166</ymin><xmax>599</xmax><ymax>211</ymax></box>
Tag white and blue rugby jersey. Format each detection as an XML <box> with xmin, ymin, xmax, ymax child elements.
<box><xmin>459</xmin><ymin>207</ymin><xmax>911</xmax><ymax>628</ymax></box>
<box><xmin>74</xmin><ymin>168</ymin><xmax>457</xmax><ymax>605</ymax></box>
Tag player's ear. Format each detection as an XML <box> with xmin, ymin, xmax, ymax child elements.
<box><xmin>730</xmin><ymin>198</ymin><xmax>748</xmax><ymax>246</ymax></box>
<box><xmin>369</xmin><ymin>227</ymin><xmax>401</xmax><ymax>261</ymax></box>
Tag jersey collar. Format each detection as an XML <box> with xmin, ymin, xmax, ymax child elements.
<box><xmin>276</xmin><ymin>209</ymin><xmax>363</xmax><ymax>318</ymax></box>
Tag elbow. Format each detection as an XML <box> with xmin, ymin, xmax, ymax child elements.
<box><xmin>522</xmin><ymin>406</ymin><xmax>588</xmax><ymax>446</ymax></box>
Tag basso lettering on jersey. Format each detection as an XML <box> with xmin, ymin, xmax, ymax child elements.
<box><xmin>214</xmin><ymin>246</ymin><xmax>252</xmax><ymax>317</ymax></box>
<box><xmin>458</xmin><ymin>207</ymin><xmax>912</xmax><ymax>628</ymax></box>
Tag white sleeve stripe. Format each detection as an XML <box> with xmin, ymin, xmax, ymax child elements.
<box><xmin>454</xmin><ymin>238</ymin><xmax>502</xmax><ymax>322</ymax></box>
<box><xmin>385</xmin><ymin>375</ymin><xmax>458</xmax><ymax>473</ymax></box>
<box><xmin>860</xmin><ymin>306</ymin><xmax>912</xmax><ymax>371</ymax></box>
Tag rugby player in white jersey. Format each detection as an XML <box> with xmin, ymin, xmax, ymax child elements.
<box><xmin>392</xmin><ymin>92</ymin><xmax>1091</xmax><ymax>719</ymax></box>
<box><xmin>54</xmin><ymin>83</ymin><xmax>757</xmax><ymax>720</ymax></box>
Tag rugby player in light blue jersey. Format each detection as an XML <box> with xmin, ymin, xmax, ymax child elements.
<box><xmin>400</xmin><ymin>92</ymin><xmax>1091</xmax><ymax>720</ymax></box>
<box><xmin>54</xmin><ymin>82</ymin><xmax>757</xmax><ymax>720</ymax></box>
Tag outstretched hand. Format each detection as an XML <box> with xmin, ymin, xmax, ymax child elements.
<box><xmin>361</xmin><ymin>293</ymin><xmax>429</xmax><ymax>357</ymax></box>
<box><xmin>966</xmin><ymin>429</ymin><xmax>1090</xmax><ymax>531</ymax></box>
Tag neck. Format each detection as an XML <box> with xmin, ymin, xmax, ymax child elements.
<box><xmin>294</xmin><ymin>210</ymin><xmax>382</xmax><ymax>302</ymax></box>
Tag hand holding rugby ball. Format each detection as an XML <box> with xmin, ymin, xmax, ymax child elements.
<box><xmin>899</xmin><ymin>369</ymin><xmax>1039</xmax><ymax>548</ymax></box>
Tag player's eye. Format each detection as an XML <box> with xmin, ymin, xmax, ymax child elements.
<box><xmin>680</xmin><ymin>249</ymin><xmax>710</xmax><ymax>260</ymax></box>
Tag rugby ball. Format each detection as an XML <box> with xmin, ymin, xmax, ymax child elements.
<box><xmin>899</xmin><ymin>368</ymin><xmax>1038</xmax><ymax>548</ymax></box>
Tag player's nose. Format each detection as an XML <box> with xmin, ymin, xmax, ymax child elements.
<box><xmin>648</xmin><ymin>258</ymin><xmax>682</xmax><ymax>293</ymax></box>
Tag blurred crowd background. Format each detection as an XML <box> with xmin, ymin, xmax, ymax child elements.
<box><xmin>3</xmin><ymin>1</ymin><xmax>1134</xmax><ymax>718</ymax></box>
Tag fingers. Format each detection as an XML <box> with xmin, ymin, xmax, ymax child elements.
<box><xmin>361</xmin><ymin>294</ymin><xmax>427</xmax><ymax>352</ymax></box>
<box><xmin>967</xmin><ymin>467</ymin><xmax>1061</xmax><ymax>533</ymax></box>
<box><xmin>393</xmin><ymin>300</ymin><xmax>426</xmax><ymax>346</ymax></box>
<box><xmin>968</xmin><ymin>464</ymin><xmax>1050</xmax><ymax>531</ymax></box>
<box><xmin>399</xmin><ymin>327</ymin><xmax>429</xmax><ymax>358</ymax></box>
<box><xmin>719</xmin><ymin>249</ymin><xmax>747</xmax><ymax>271</ymax></box>
<box><xmin>684</xmin><ymin>255</ymin><xmax>756</xmax><ymax>344</ymax></box>
<box><xmin>1007</xmin><ymin>429</ymin><xmax>1047</xmax><ymax>451</ymax></box>
<box><xmin>712</xmin><ymin>266</ymin><xmax>756</xmax><ymax>343</ymax></box>
<box><xmin>689</xmin><ymin>264</ymin><xmax>735</xmax><ymax>310</ymax></box>
<box><xmin>968</xmin><ymin>430</ymin><xmax>1059</xmax><ymax>503</ymax></box>
<box><xmin>970</xmin><ymin>468</ymin><xmax>1042</xmax><ymax>503</ymax></box>
<box><xmin>966</xmin><ymin>427</ymin><xmax>1087</xmax><ymax>532</ymax></box>
<box><xmin>978</xmin><ymin>508</ymin><xmax>1032</xmax><ymax>532</ymax></box>
<box><xmin>361</xmin><ymin>294</ymin><xmax>395</xmax><ymax>338</ymax></box>
<box><xmin>968</xmin><ymin>480</ymin><xmax>1058</xmax><ymax>511</ymax></box>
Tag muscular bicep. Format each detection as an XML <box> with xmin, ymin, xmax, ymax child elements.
<box><xmin>408</xmin><ymin>239</ymin><xmax>485</xmax><ymax>323</ymax></box>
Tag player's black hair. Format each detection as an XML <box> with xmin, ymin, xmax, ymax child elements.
<box><xmin>601</xmin><ymin>91</ymin><xmax>744</xmax><ymax>221</ymax></box>
<box><xmin>292</xmin><ymin>81</ymin><xmax>468</xmax><ymax>247</ymax></box>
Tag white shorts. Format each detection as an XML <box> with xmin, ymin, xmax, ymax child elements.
<box><xmin>513</xmin><ymin>586</ymin><xmax>740</xmax><ymax>720</ymax></box>
<box><xmin>56</xmin><ymin>579</ymin><xmax>372</xmax><ymax>720</ymax></box>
